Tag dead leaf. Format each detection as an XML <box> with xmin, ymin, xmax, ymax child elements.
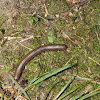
<box><xmin>62</xmin><ymin>76</ymin><xmax>66</xmax><ymax>80</ymax></box>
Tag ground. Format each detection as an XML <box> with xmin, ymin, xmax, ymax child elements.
<box><xmin>0</xmin><ymin>0</ymin><xmax>100</xmax><ymax>100</ymax></box>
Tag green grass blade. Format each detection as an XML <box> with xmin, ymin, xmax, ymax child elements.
<box><xmin>69</xmin><ymin>82</ymin><xmax>90</xmax><ymax>100</ymax></box>
<box><xmin>24</xmin><ymin>64</ymin><xmax>72</xmax><ymax>91</ymax></box>
<box><xmin>43</xmin><ymin>81</ymin><xmax>60</xmax><ymax>100</ymax></box>
<box><xmin>29</xmin><ymin>71</ymin><xmax>50</xmax><ymax>84</ymax></box>
<box><xmin>34</xmin><ymin>64</ymin><xmax>72</xmax><ymax>85</ymax></box>
<box><xmin>58</xmin><ymin>85</ymin><xmax>82</xmax><ymax>100</ymax></box>
<box><xmin>70</xmin><ymin>93</ymin><xmax>84</xmax><ymax>100</ymax></box>
<box><xmin>29</xmin><ymin>75</ymin><xmax>38</xmax><ymax>84</ymax></box>
<box><xmin>54</xmin><ymin>77</ymin><xmax>75</xmax><ymax>100</ymax></box>
<box><xmin>78</xmin><ymin>89</ymin><xmax>100</xmax><ymax>100</ymax></box>
<box><xmin>9</xmin><ymin>74</ymin><xmax>31</xmax><ymax>100</ymax></box>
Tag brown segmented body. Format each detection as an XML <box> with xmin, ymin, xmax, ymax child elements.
<box><xmin>14</xmin><ymin>44</ymin><xmax>67</xmax><ymax>81</ymax></box>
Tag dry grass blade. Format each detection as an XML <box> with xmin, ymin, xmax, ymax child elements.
<box><xmin>78</xmin><ymin>89</ymin><xmax>100</xmax><ymax>100</ymax></box>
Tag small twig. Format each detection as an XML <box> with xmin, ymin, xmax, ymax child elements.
<box><xmin>44</xmin><ymin>4</ymin><xmax>48</xmax><ymax>17</ymax></box>
<box><xmin>37</xmin><ymin>15</ymin><xmax>47</xmax><ymax>21</ymax></box>
<box><xmin>4</xmin><ymin>36</ymin><xmax>22</xmax><ymax>40</ymax></box>
<box><xmin>64</xmin><ymin>33</ymin><xmax>81</xmax><ymax>48</ymax></box>
<box><xmin>91</xmin><ymin>17</ymin><xmax>100</xmax><ymax>41</ymax></box>
<box><xmin>95</xmin><ymin>31</ymin><xmax>99</xmax><ymax>41</ymax></box>
<box><xmin>20</xmin><ymin>35</ymin><xmax>34</xmax><ymax>43</ymax></box>
<box><xmin>89</xmin><ymin>88</ymin><xmax>100</xmax><ymax>94</ymax></box>
<box><xmin>96</xmin><ymin>54</ymin><xmax>100</xmax><ymax>58</ymax></box>
<box><xmin>65</xmin><ymin>55</ymin><xmax>75</xmax><ymax>65</ymax></box>
<box><xmin>74</xmin><ymin>34</ymin><xmax>84</xmax><ymax>40</ymax></box>
<box><xmin>88</xmin><ymin>57</ymin><xmax>100</xmax><ymax>65</ymax></box>
<box><xmin>79</xmin><ymin>11</ymin><xmax>83</xmax><ymax>21</ymax></box>
<box><xmin>91</xmin><ymin>81</ymin><xmax>100</xmax><ymax>85</ymax></box>
<box><xmin>16</xmin><ymin>40</ymin><xmax>32</xmax><ymax>50</ymax></box>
